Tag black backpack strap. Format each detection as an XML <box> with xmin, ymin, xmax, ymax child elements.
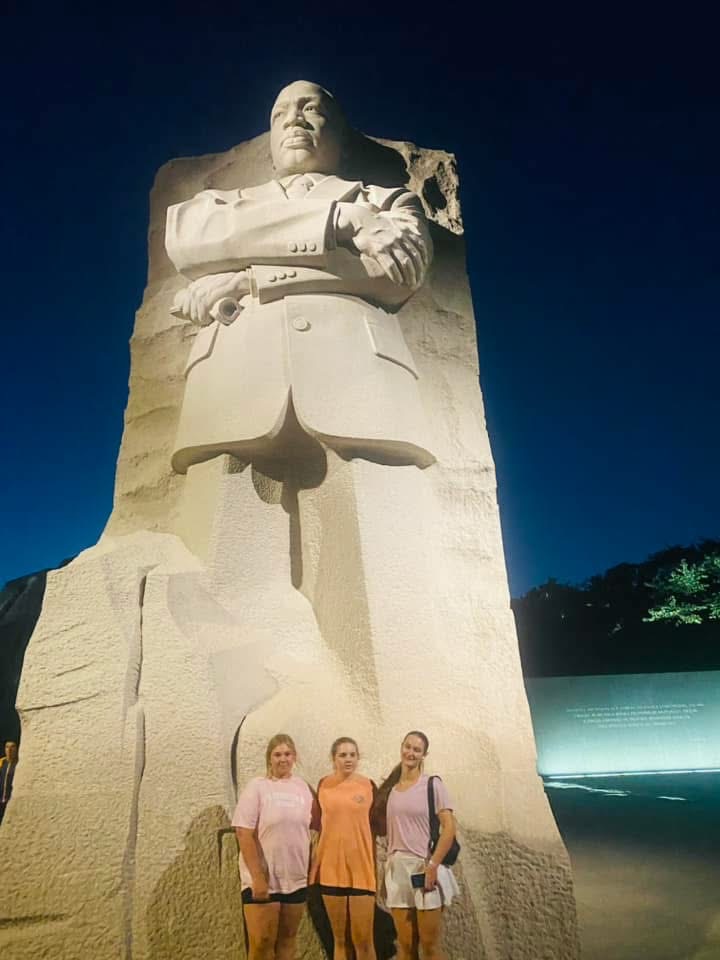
<box><xmin>427</xmin><ymin>776</ymin><xmax>441</xmax><ymax>857</ymax></box>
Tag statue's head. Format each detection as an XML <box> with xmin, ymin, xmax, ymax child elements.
<box><xmin>270</xmin><ymin>80</ymin><xmax>347</xmax><ymax>177</ymax></box>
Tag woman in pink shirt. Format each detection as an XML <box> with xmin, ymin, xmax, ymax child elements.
<box><xmin>232</xmin><ymin>733</ymin><xmax>318</xmax><ymax>960</ymax></box>
<box><xmin>372</xmin><ymin>730</ymin><xmax>459</xmax><ymax>960</ymax></box>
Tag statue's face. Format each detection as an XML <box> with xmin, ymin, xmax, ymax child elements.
<box><xmin>270</xmin><ymin>81</ymin><xmax>344</xmax><ymax>176</ymax></box>
<box><xmin>5</xmin><ymin>742</ymin><xmax>17</xmax><ymax>762</ymax></box>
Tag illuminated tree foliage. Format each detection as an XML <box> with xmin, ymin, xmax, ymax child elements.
<box><xmin>513</xmin><ymin>539</ymin><xmax>720</xmax><ymax>676</ymax></box>
<box><xmin>646</xmin><ymin>554</ymin><xmax>720</xmax><ymax>625</ymax></box>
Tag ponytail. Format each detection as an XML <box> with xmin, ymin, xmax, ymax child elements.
<box><xmin>370</xmin><ymin>763</ymin><xmax>402</xmax><ymax>836</ymax></box>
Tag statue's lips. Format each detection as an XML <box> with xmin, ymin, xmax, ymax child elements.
<box><xmin>283</xmin><ymin>132</ymin><xmax>314</xmax><ymax>148</ymax></box>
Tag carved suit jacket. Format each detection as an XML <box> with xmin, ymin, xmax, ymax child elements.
<box><xmin>165</xmin><ymin>175</ymin><xmax>434</xmax><ymax>473</ymax></box>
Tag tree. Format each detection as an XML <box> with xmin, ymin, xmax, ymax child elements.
<box><xmin>513</xmin><ymin>539</ymin><xmax>720</xmax><ymax>676</ymax></box>
<box><xmin>646</xmin><ymin>553</ymin><xmax>720</xmax><ymax>625</ymax></box>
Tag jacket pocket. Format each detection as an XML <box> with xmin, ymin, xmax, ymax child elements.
<box><xmin>365</xmin><ymin>314</ymin><xmax>419</xmax><ymax>378</ymax></box>
<box><xmin>184</xmin><ymin>322</ymin><xmax>219</xmax><ymax>377</ymax></box>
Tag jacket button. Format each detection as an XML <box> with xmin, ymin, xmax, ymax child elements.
<box><xmin>292</xmin><ymin>317</ymin><xmax>310</xmax><ymax>331</ymax></box>
<box><xmin>289</xmin><ymin>242</ymin><xmax>298</xmax><ymax>252</ymax></box>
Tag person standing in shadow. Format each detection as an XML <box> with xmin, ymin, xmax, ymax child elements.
<box><xmin>0</xmin><ymin>741</ymin><xmax>18</xmax><ymax>824</ymax></box>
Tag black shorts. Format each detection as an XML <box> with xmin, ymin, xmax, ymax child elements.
<box><xmin>317</xmin><ymin>885</ymin><xmax>375</xmax><ymax>897</ymax></box>
<box><xmin>242</xmin><ymin>886</ymin><xmax>308</xmax><ymax>905</ymax></box>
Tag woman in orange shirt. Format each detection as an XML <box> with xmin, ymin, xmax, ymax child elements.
<box><xmin>310</xmin><ymin>737</ymin><xmax>377</xmax><ymax>960</ymax></box>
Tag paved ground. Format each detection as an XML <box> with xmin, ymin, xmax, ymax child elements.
<box><xmin>547</xmin><ymin>774</ymin><xmax>720</xmax><ymax>960</ymax></box>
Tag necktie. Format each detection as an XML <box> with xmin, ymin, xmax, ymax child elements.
<box><xmin>285</xmin><ymin>175</ymin><xmax>315</xmax><ymax>199</ymax></box>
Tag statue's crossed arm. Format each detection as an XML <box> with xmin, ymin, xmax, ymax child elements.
<box><xmin>167</xmin><ymin>186</ymin><xmax>433</xmax><ymax>326</ymax></box>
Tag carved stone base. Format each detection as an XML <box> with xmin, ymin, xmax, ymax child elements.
<box><xmin>0</xmin><ymin>447</ymin><xmax>578</xmax><ymax>958</ymax></box>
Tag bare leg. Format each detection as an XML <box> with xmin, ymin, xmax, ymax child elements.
<box><xmin>348</xmin><ymin>895</ymin><xmax>376</xmax><ymax>960</ymax></box>
<box><xmin>244</xmin><ymin>902</ymin><xmax>280</xmax><ymax>960</ymax></box>
<box><xmin>417</xmin><ymin>908</ymin><xmax>445</xmax><ymax>960</ymax></box>
<box><xmin>323</xmin><ymin>894</ymin><xmax>350</xmax><ymax>960</ymax></box>
<box><xmin>276</xmin><ymin>902</ymin><xmax>306</xmax><ymax>960</ymax></box>
<box><xmin>391</xmin><ymin>908</ymin><xmax>419</xmax><ymax>960</ymax></box>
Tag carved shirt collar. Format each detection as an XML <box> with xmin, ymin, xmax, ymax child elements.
<box><xmin>279</xmin><ymin>172</ymin><xmax>328</xmax><ymax>189</ymax></box>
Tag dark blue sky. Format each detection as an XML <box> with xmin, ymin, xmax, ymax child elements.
<box><xmin>1</xmin><ymin>11</ymin><xmax>718</xmax><ymax>596</ymax></box>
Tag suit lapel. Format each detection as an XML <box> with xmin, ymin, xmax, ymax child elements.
<box><xmin>242</xmin><ymin>180</ymin><xmax>288</xmax><ymax>202</ymax></box>
<box><xmin>242</xmin><ymin>176</ymin><xmax>363</xmax><ymax>203</ymax></box>
<box><xmin>306</xmin><ymin>175</ymin><xmax>363</xmax><ymax>201</ymax></box>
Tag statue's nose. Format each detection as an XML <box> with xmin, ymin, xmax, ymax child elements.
<box><xmin>284</xmin><ymin>113</ymin><xmax>311</xmax><ymax>129</ymax></box>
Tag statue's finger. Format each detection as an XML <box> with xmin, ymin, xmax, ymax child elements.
<box><xmin>395</xmin><ymin>241</ymin><xmax>419</xmax><ymax>287</ymax></box>
<box><xmin>392</xmin><ymin>250</ymin><xmax>415</xmax><ymax>288</ymax></box>
<box><xmin>402</xmin><ymin>239</ymin><xmax>424</xmax><ymax>284</ymax></box>
<box><xmin>375</xmin><ymin>251</ymin><xmax>402</xmax><ymax>285</ymax></box>
<box><xmin>387</xmin><ymin>245</ymin><xmax>413</xmax><ymax>286</ymax></box>
<box><xmin>192</xmin><ymin>293</ymin><xmax>206</xmax><ymax>326</ymax></box>
<box><xmin>197</xmin><ymin>292</ymin><xmax>213</xmax><ymax>325</ymax></box>
<box><xmin>403</xmin><ymin>231</ymin><xmax>429</xmax><ymax>269</ymax></box>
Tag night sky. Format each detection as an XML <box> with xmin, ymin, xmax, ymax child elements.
<box><xmin>2</xmin><ymin>11</ymin><xmax>718</xmax><ymax>597</ymax></box>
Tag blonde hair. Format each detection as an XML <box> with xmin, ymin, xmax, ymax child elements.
<box><xmin>265</xmin><ymin>733</ymin><xmax>297</xmax><ymax>776</ymax></box>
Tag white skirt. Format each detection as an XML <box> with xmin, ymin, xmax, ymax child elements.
<box><xmin>383</xmin><ymin>851</ymin><xmax>459</xmax><ymax>911</ymax></box>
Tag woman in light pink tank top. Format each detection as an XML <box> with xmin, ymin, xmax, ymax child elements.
<box><xmin>371</xmin><ymin>730</ymin><xmax>459</xmax><ymax>960</ymax></box>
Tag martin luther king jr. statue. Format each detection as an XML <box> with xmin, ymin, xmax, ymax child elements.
<box><xmin>167</xmin><ymin>80</ymin><xmax>434</xmax><ymax>473</ymax></box>
<box><xmin>0</xmin><ymin>79</ymin><xmax>579</xmax><ymax>960</ymax></box>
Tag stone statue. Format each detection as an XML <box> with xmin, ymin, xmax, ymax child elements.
<box><xmin>166</xmin><ymin>80</ymin><xmax>434</xmax><ymax>473</ymax></box>
<box><xmin>0</xmin><ymin>79</ymin><xmax>580</xmax><ymax>960</ymax></box>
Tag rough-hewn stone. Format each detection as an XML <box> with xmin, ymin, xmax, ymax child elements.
<box><xmin>0</xmin><ymin>118</ymin><xmax>579</xmax><ymax>959</ymax></box>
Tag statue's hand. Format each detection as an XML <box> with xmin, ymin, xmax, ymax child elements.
<box><xmin>171</xmin><ymin>271</ymin><xmax>251</xmax><ymax>326</ymax></box>
<box><xmin>336</xmin><ymin>204</ymin><xmax>428</xmax><ymax>288</ymax></box>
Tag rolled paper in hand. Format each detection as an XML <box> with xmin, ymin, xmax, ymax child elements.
<box><xmin>210</xmin><ymin>297</ymin><xmax>241</xmax><ymax>325</ymax></box>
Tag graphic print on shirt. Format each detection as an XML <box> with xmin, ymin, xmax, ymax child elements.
<box><xmin>231</xmin><ymin>776</ymin><xmax>314</xmax><ymax>895</ymax></box>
